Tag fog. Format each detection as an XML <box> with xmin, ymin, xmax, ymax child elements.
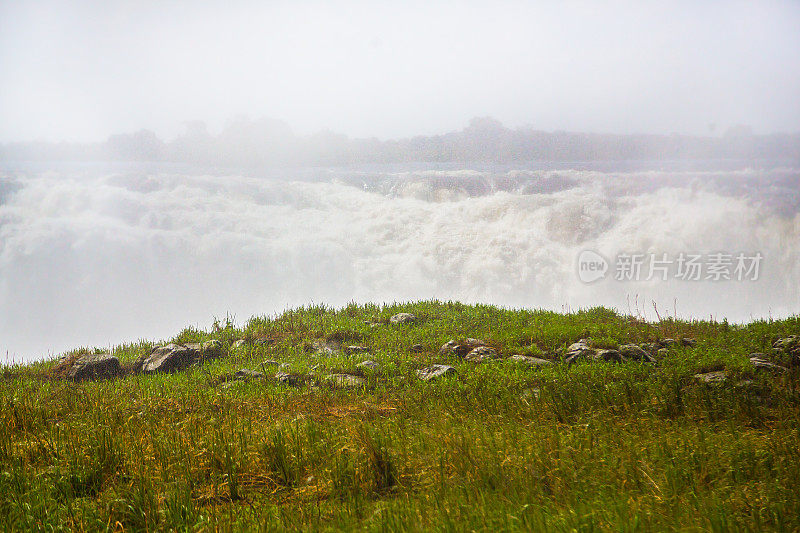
<box><xmin>2</xmin><ymin>1</ymin><xmax>800</xmax><ymax>142</ymax></box>
<box><xmin>1</xmin><ymin>2</ymin><xmax>800</xmax><ymax>362</ymax></box>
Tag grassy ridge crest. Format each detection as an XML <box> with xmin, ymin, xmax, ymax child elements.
<box><xmin>1</xmin><ymin>301</ymin><xmax>799</xmax><ymax>531</ymax></box>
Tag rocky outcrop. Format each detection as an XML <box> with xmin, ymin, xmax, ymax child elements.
<box><xmin>694</xmin><ymin>370</ymin><xmax>727</xmax><ymax>384</ymax></box>
<box><xmin>618</xmin><ymin>344</ymin><xmax>655</xmax><ymax>362</ymax></box>
<box><xmin>417</xmin><ymin>364</ymin><xmax>456</xmax><ymax>382</ymax></box>
<box><xmin>233</xmin><ymin>368</ymin><xmax>265</xmax><ymax>380</ymax></box>
<box><xmin>186</xmin><ymin>339</ymin><xmax>223</xmax><ymax>362</ymax></box>
<box><xmin>591</xmin><ymin>349</ymin><xmax>623</xmax><ymax>363</ymax></box>
<box><xmin>135</xmin><ymin>340</ymin><xmax>222</xmax><ymax>374</ymax></box>
<box><xmin>566</xmin><ymin>340</ymin><xmax>655</xmax><ymax>364</ymax></box>
<box><xmin>464</xmin><ymin>346</ymin><xmax>499</xmax><ymax>362</ymax></box>
<box><xmin>275</xmin><ymin>372</ymin><xmax>307</xmax><ymax>387</ymax></box>
<box><xmin>439</xmin><ymin>339</ymin><xmax>490</xmax><ymax>358</ymax></box>
<box><xmin>390</xmin><ymin>313</ymin><xmax>418</xmax><ymax>324</ymax></box>
<box><xmin>68</xmin><ymin>353</ymin><xmax>120</xmax><ymax>381</ymax></box>
<box><xmin>507</xmin><ymin>354</ymin><xmax>552</xmax><ymax>367</ymax></box>
<box><xmin>564</xmin><ymin>340</ymin><xmax>594</xmax><ymax>364</ymax></box>
<box><xmin>343</xmin><ymin>345</ymin><xmax>369</xmax><ymax>355</ymax></box>
<box><xmin>772</xmin><ymin>336</ymin><xmax>800</xmax><ymax>366</ymax></box>
<box><xmin>135</xmin><ymin>344</ymin><xmax>197</xmax><ymax>374</ymax></box>
<box><xmin>749</xmin><ymin>354</ymin><xmax>787</xmax><ymax>373</ymax></box>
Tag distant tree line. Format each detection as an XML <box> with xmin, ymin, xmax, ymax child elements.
<box><xmin>2</xmin><ymin>117</ymin><xmax>798</xmax><ymax>166</ymax></box>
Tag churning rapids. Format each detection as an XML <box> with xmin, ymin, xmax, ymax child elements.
<box><xmin>1</xmin><ymin>161</ymin><xmax>798</xmax><ymax>361</ymax></box>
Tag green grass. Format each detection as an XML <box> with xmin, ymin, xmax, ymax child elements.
<box><xmin>1</xmin><ymin>301</ymin><xmax>799</xmax><ymax>531</ymax></box>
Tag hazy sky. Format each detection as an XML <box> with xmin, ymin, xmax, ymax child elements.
<box><xmin>1</xmin><ymin>0</ymin><xmax>799</xmax><ymax>142</ymax></box>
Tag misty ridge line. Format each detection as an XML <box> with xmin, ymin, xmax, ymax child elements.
<box><xmin>2</xmin><ymin>117</ymin><xmax>799</xmax><ymax>167</ymax></box>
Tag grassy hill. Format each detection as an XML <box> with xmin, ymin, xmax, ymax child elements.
<box><xmin>1</xmin><ymin>301</ymin><xmax>799</xmax><ymax>531</ymax></box>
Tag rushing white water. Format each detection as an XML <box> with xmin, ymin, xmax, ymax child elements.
<box><xmin>1</xmin><ymin>162</ymin><xmax>798</xmax><ymax>361</ymax></box>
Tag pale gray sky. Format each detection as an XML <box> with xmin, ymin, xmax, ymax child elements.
<box><xmin>1</xmin><ymin>0</ymin><xmax>799</xmax><ymax>142</ymax></box>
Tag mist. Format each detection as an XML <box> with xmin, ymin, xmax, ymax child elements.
<box><xmin>2</xmin><ymin>1</ymin><xmax>800</xmax><ymax>142</ymax></box>
<box><xmin>1</xmin><ymin>1</ymin><xmax>800</xmax><ymax>362</ymax></box>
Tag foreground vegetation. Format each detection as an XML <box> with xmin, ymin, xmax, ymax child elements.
<box><xmin>1</xmin><ymin>301</ymin><xmax>799</xmax><ymax>532</ymax></box>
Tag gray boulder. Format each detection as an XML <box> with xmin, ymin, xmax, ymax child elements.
<box><xmin>591</xmin><ymin>349</ymin><xmax>624</xmax><ymax>363</ymax></box>
<box><xmin>344</xmin><ymin>345</ymin><xmax>369</xmax><ymax>355</ymax></box>
<box><xmin>640</xmin><ymin>343</ymin><xmax>661</xmax><ymax>355</ymax></box>
<box><xmin>749</xmin><ymin>355</ymin><xmax>787</xmax><ymax>373</ymax></box>
<box><xmin>356</xmin><ymin>360</ymin><xmax>379</xmax><ymax>370</ymax></box>
<box><xmin>564</xmin><ymin>340</ymin><xmax>594</xmax><ymax>364</ymax></box>
<box><xmin>507</xmin><ymin>354</ymin><xmax>552</xmax><ymax>367</ymax></box>
<box><xmin>68</xmin><ymin>353</ymin><xmax>120</xmax><ymax>381</ymax></box>
<box><xmin>185</xmin><ymin>339</ymin><xmax>223</xmax><ymax>362</ymax></box>
<box><xmin>464</xmin><ymin>346</ymin><xmax>499</xmax><ymax>362</ymax></box>
<box><xmin>772</xmin><ymin>336</ymin><xmax>800</xmax><ymax>366</ymax></box>
<box><xmin>417</xmin><ymin>364</ymin><xmax>456</xmax><ymax>382</ymax></box>
<box><xmin>618</xmin><ymin>344</ymin><xmax>655</xmax><ymax>362</ymax></box>
<box><xmin>233</xmin><ymin>368</ymin><xmax>265</xmax><ymax>380</ymax></box>
<box><xmin>137</xmin><ymin>344</ymin><xmax>198</xmax><ymax>374</ymax></box>
<box><xmin>439</xmin><ymin>339</ymin><xmax>488</xmax><ymax>358</ymax></box>
<box><xmin>694</xmin><ymin>370</ymin><xmax>727</xmax><ymax>384</ymax></box>
<box><xmin>390</xmin><ymin>313</ymin><xmax>417</xmax><ymax>324</ymax></box>
<box><xmin>772</xmin><ymin>335</ymin><xmax>798</xmax><ymax>351</ymax></box>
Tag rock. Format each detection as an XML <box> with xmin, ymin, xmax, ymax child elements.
<box><xmin>772</xmin><ymin>335</ymin><xmax>798</xmax><ymax>351</ymax></box>
<box><xmin>564</xmin><ymin>340</ymin><xmax>594</xmax><ymax>364</ymax></box>
<box><xmin>68</xmin><ymin>353</ymin><xmax>120</xmax><ymax>381</ymax></box>
<box><xmin>640</xmin><ymin>342</ymin><xmax>661</xmax><ymax>355</ymax></box>
<box><xmin>416</xmin><ymin>364</ymin><xmax>456</xmax><ymax>382</ymax></box>
<box><xmin>772</xmin><ymin>336</ymin><xmax>800</xmax><ymax>365</ymax></box>
<box><xmin>507</xmin><ymin>354</ymin><xmax>552</xmax><ymax>367</ymax></box>
<box><xmin>325</xmin><ymin>374</ymin><xmax>366</xmax><ymax>389</ymax></box>
<box><xmin>344</xmin><ymin>345</ymin><xmax>369</xmax><ymax>355</ymax></box>
<box><xmin>275</xmin><ymin>372</ymin><xmax>305</xmax><ymax>387</ymax></box>
<box><xmin>356</xmin><ymin>360</ymin><xmax>379</xmax><ymax>370</ymax></box>
<box><xmin>410</xmin><ymin>344</ymin><xmax>425</xmax><ymax>353</ymax></box>
<box><xmin>694</xmin><ymin>370</ymin><xmax>727</xmax><ymax>384</ymax></box>
<box><xmin>185</xmin><ymin>340</ymin><xmax>223</xmax><ymax>362</ymax></box>
<box><xmin>439</xmin><ymin>341</ymin><xmax>459</xmax><ymax>356</ymax></box>
<box><xmin>681</xmin><ymin>338</ymin><xmax>697</xmax><ymax>347</ymax></box>
<box><xmin>137</xmin><ymin>344</ymin><xmax>198</xmax><ymax>374</ymax></box>
<box><xmin>656</xmin><ymin>348</ymin><xmax>669</xmax><ymax>359</ymax></box>
<box><xmin>464</xmin><ymin>346</ymin><xmax>499</xmax><ymax>362</ymax></box>
<box><xmin>233</xmin><ymin>368</ymin><xmax>265</xmax><ymax>380</ymax></box>
<box><xmin>232</xmin><ymin>339</ymin><xmax>246</xmax><ymax>349</ymax></box>
<box><xmin>389</xmin><ymin>313</ymin><xmax>417</xmax><ymax>324</ymax></box>
<box><xmin>618</xmin><ymin>344</ymin><xmax>655</xmax><ymax>362</ymax></box>
<box><xmin>591</xmin><ymin>349</ymin><xmax>624</xmax><ymax>363</ymax></box>
<box><xmin>660</xmin><ymin>338</ymin><xmax>678</xmax><ymax>347</ymax></box>
<box><xmin>440</xmin><ymin>339</ymin><xmax>488</xmax><ymax>358</ymax></box>
<box><xmin>749</xmin><ymin>355</ymin><xmax>787</xmax><ymax>373</ymax></box>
